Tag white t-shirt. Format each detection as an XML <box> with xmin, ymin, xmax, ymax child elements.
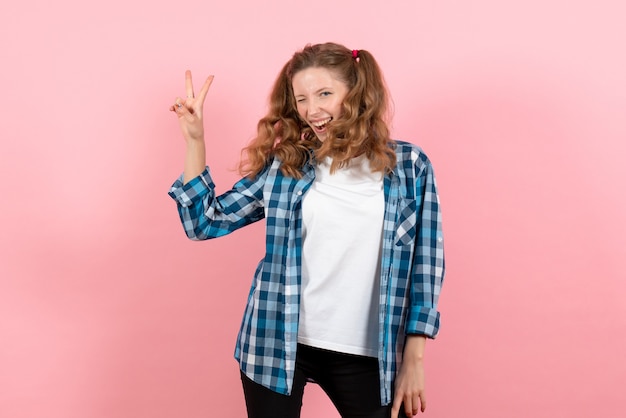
<box><xmin>298</xmin><ymin>155</ymin><xmax>384</xmax><ymax>357</ymax></box>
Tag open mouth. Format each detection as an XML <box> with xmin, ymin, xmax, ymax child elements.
<box><xmin>311</xmin><ymin>117</ymin><xmax>333</xmax><ymax>133</ymax></box>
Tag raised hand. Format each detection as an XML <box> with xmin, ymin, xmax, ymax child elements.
<box><xmin>170</xmin><ymin>70</ymin><xmax>214</xmax><ymax>184</ymax></box>
<box><xmin>170</xmin><ymin>70</ymin><xmax>214</xmax><ymax>142</ymax></box>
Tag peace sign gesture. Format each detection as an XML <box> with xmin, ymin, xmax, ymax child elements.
<box><xmin>170</xmin><ymin>70</ymin><xmax>214</xmax><ymax>142</ymax></box>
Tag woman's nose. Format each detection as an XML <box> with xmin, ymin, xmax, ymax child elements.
<box><xmin>306</xmin><ymin>99</ymin><xmax>321</xmax><ymax>115</ymax></box>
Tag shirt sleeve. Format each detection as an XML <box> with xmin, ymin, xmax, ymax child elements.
<box><xmin>404</xmin><ymin>157</ymin><xmax>445</xmax><ymax>338</ymax></box>
<box><xmin>168</xmin><ymin>166</ymin><xmax>267</xmax><ymax>240</ymax></box>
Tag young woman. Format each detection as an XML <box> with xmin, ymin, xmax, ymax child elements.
<box><xmin>168</xmin><ymin>42</ymin><xmax>445</xmax><ymax>418</ymax></box>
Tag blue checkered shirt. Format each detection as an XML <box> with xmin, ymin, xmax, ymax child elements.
<box><xmin>168</xmin><ymin>140</ymin><xmax>445</xmax><ymax>405</ymax></box>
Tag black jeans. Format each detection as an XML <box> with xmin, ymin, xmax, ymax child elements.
<box><xmin>240</xmin><ymin>344</ymin><xmax>407</xmax><ymax>418</ymax></box>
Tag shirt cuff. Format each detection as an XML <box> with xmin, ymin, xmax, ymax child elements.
<box><xmin>167</xmin><ymin>167</ymin><xmax>214</xmax><ymax>208</ymax></box>
<box><xmin>405</xmin><ymin>306</ymin><xmax>441</xmax><ymax>338</ymax></box>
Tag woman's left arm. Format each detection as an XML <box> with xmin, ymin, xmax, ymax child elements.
<box><xmin>404</xmin><ymin>157</ymin><xmax>445</xmax><ymax>336</ymax></box>
<box><xmin>392</xmin><ymin>154</ymin><xmax>445</xmax><ymax>417</ymax></box>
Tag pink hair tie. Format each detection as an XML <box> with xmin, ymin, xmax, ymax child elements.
<box><xmin>351</xmin><ymin>49</ymin><xmax>359</xmax><ymax>59</ymax></box>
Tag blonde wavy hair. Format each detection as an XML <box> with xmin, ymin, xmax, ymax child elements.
<box><xmin>239</xmin><ymin>42</ymin><xmax>396</xmax><ymax>179</ymax></box>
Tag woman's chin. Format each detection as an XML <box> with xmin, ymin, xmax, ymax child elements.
<box><xmin>313</xmin><ymin>132</ymin><xmax>327</xmax><ymax>142</ymax></box>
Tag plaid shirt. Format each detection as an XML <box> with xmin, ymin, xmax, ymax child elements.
<box><xmin>168</xmin><ymin>140</ymin><xmax>445</xmax><ymax>405</ymax></box>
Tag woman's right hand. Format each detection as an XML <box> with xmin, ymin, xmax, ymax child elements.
<box><xmin>169</xmin><ymin>70</ymin><xmax>214</xmax><ymax>142</ymax></box>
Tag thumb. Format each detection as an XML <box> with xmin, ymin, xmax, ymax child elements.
<box><xmin>173</xmin><ymin>98</ymin><xmax>192</xmax><ymax>119</ymax></box>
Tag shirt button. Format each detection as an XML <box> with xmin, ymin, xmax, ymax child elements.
<box><xmin>438</xmin><ymin>236</ymin><xmax>443</xmax><ymax>243</ymax></box>
<box><xmin>296</xmin><ymin>191</ymin><xmax>302</xmax><ymax>196</ymax></box>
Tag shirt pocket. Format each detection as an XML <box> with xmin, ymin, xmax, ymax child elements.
<box><xmin>395</xmin><ymin>198</ymin><xmax>417</xmax><ymax>246</ymax></box>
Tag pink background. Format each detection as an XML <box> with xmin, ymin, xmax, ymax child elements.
<box><xmin>1</xmin><ymin>1</ymin><xmax>625</xmax><ymax>417</ymax></box>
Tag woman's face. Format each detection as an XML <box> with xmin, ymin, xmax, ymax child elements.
<box><xmin>292</xmin><ymin>67</ymin><xmax>349</xmax><ymax>141</ymax></box>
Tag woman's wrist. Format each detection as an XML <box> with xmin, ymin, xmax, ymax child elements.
<box><xmin>403</xmin><ymin>335</ymin><xmax>426</xmax><ymax>362</ymax></box>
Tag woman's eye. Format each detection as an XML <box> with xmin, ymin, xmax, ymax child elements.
<box><xmin>296</xmin><ymin>98</ymin><xmax>306</xmax><ymax>103</ymax></box>
<box><xmin>321</xmin><ymin>91</ymin><xmax>332</xmax><ymax>97</ymax></box>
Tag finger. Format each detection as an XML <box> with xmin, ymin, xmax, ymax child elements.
<box><xmin>419</xmin><ymin>392</ymin><xmax>427</xmax><ymax>413</ymax></box>
<box><xmin>404</xmin><ymin>396</ymin><xmax>414</xmax><ymax>417</ymax></box>
<box><xmin>411</xmin><ymin>392</ymin><xmax>421</xmax><ymax>415</ymax></box>
<box><xmin>390</xmin><ymin>395</ymin><xmax>402</xmax><ymax>418</ymax></box>
<box><xmin>196</xmin><ymin>75</ymin><xmax>214</xmax><ymax>105</ymax></box>
<box><xmin>185</xmin><ymin>70</ymin><xmax>195</xmax><ymax>99</ymax></box>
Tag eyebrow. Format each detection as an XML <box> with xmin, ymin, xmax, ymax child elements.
<box><xmin>294</xmin><ymin>87</ymin><xmax>334</xmax><ymax>97</ymax></box>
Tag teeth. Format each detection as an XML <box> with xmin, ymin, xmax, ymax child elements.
<box><xmin>312</xmin><ymin>117</ymin><xmax>332</xmax><ymax>128</ymax></box>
